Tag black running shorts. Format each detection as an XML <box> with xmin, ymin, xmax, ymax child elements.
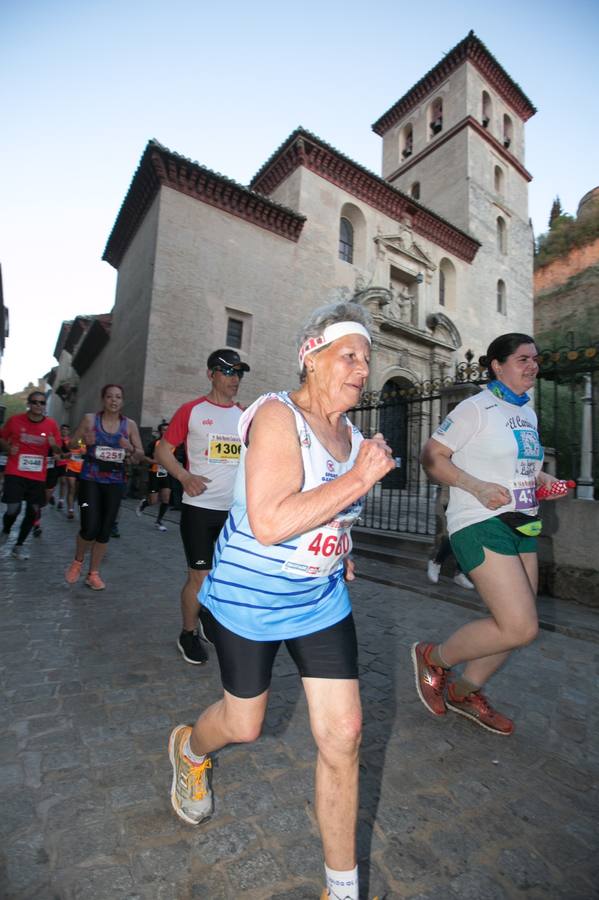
<box><xmin>198</xmin><ymin>607</ymin><xmax>359</xmax><ymax>698</ymax></box>
<box><xmin>179</xmin><ymin>504</ymin><xmax>228</xmax><ymax>571</ymax></box>
<box><xmin>2</xmin><ymin>474</ymin><xmax>46</xmax><ymax>507</ymax></box>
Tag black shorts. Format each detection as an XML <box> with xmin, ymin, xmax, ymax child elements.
<box><xmin>180</xmin><ymin>504</ymin><xmax>228</xmax><ymax>571</ymax></box>
<box><xmin>45</xmin><ymin>466</ymin><xmax>62</xmax><ymax>489</ymax></box>
<box><xmin>2</xmin><ymin>474</ymin><xmax>46</xmax><ymax>507</ymax></box>
<box><xmin>148</xmin><ymin>471</ymin><xmax>173</xmax><ymax>493</ymax></box>
<box><xmin>198</xmin><ymin>608</ymin><xmax>359</xmax><ymax>698</ymax></box>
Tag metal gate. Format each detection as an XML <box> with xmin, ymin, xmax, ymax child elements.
<box><xmin>349</xmin><ymin>353</ymin><xmax>484</xmax><ymax>535</ymax></box>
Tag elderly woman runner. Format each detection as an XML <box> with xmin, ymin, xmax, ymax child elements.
<box><xmin>168</xmin><ymin>302</ymin><xmax>394</xmax><ymax>900</ymax></box>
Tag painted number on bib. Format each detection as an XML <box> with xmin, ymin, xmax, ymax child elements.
<box><xmin>208</xmin><ymin>433</ymin><xmax>241</xmax><ymax>465</ymax></box>
<box><xmin>307</xmin><ymin>531</ymin><xmax>351</xmax><ymax>557</ymax></box>
<box><xmin>18</xmin><ymin>454</ymin><xmax>44</xmax><ymax>472</ymax></box>
<box><xmin>95</xmin><ymin>446</ymin><xmax>126</xmax><ymax>463</ymax></box>
<box><xmin>512</xmin><ymin>481</ymin><xmax>537</xmax><ymax>511</ymax></box>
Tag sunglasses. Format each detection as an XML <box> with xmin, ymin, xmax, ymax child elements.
<box><xmin>30</xmin><ymin>399</ymin><xmax>46</xmax><ymax>406</ymax></box>
<box><xmin>212</xmin><ymin>366</ymin><xmax>244</xmax><ymax>379</ymax></box>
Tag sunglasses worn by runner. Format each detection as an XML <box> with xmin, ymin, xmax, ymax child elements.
<box><xmin>30</xmin><ymin>399</ymin><xmax>46</xmax><ymax>406</ymax></box>
<box><xmin>212</xmin><ymin>366</ymin><xmax>244</xmax><ymax>379</ymax></box>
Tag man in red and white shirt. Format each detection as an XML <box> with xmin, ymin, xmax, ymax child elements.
<box><xmin>156</xmin><ymin>349</ymin><xmax>250</xmax><ymax>664</ymax></box>
<box><xmin>0</xmin><ymin>390</ymin><xmax>61</xmax><ymax>559</ymax></box>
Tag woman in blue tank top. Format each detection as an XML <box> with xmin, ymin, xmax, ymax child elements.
<box><xmin>64</xmin><ymin>384</ymin><xmax>143</xmax><ymax>590</ymax></box>
<box><xmin>168</xmin><ymin>302</ymin><xmax>396</xmax><ymax>900</ymax></box>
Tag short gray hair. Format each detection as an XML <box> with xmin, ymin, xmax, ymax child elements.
<box><xmin>297</xmin><ymin>300</ymin><xmax>372</xmax><ymax>379</ymax></box>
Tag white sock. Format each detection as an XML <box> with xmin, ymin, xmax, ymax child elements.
<box><xmin>325</xmin><ymin>864</ymin><xmax>359</xmax><ymax>900</ymax></box>
<box><xmin>183</xmin><ymin>737</ymin><xmax>206</xmax><ymax>764</ymax></box>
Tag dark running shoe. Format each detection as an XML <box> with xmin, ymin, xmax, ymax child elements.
<box><xmin>177</xmin><ymin>630</ymin><xmax>208</xmax><ymax>665</ymax></box>
<box><xmin>33</xmin><ymin>526</ymin><xmax>42</xmax><ymax>538</ymax></box>
<box><xmin>446</xmin><ymin>685</ymin><xmax>514</xmax><ymax>735</ymax></box>
<box><xmin>411</xmin><ymin>642</ymin><xmax>449</xmax><ymax>716</ymax></box>
<box><xmin>111</xmin><ymin>523</ymin><xmax>120</xmax><ymax>538</ymax></box>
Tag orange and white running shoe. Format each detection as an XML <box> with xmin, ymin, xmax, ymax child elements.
<box><xmin>411</xmin><ymin>642</ymin><xmax>449</xmax><ymax>716</ymax></box>
<box><xmin>85</xmin><ymin>571</ymin><xmax>106</xmax><ymax>591</ymax></box>
<box><xmin>446</xmin><ymin>685</ymin><xmax>514</xmax><ymax>735</ymax></box>
<box><xmin>65</xmin><ymin>559</ymin><xmax>83</xmax><ymax>584</ymax></box>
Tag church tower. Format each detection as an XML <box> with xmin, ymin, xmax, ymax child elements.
<box><xmin>372</xmin><ymin>31</ymin><xmax>536</xmax><ymax>327</ymax></box>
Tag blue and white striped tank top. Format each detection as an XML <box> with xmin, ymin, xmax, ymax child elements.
<box><xmin>199</xmin><ymin>392</ymin><xmax>364</xmax><ymax>641</ymax></box>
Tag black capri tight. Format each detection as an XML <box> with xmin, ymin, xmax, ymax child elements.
<box><xmin>78</xmin><ymin>480</ymin><xmax>124</xmax><ymax>543</ymax></box>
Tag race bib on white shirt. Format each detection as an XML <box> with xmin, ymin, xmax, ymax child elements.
<box><xmin>95</xmin><ymin>445</ymin><xmax>126</xmax><ymax>463</ymax></box>
<box><xmin>511</xmin><ymin>477</ymin><xmax>537</xmax><ymax>511</ymax></box>
<box><xmin>207</xmin><ymin>433</ymin><xmax>241</xmax><ymax>465</ymax></box>
<box><xmin>18</xmin><ymin>454</ymin><xmax>44</xmax><ymax>472</ymax></box>
<box><xmin>282</xmin><ymin>519</ymin><xmax>353</xmax><ymax>578</ymax></box>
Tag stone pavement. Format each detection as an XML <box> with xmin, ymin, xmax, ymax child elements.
<box><xmin>1</xmin><ymin>501</ymin><xmax>598</xmax><ymax>900</ymax></box>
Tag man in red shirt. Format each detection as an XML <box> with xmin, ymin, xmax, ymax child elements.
<box><xmin>0</xmin><ymin>391</ymin><xmax>61</xmax><ymax>559</ymax></box>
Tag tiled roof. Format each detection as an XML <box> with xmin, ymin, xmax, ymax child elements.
<box><xmin>103</xmin><ymin>141</ymin><xmax>306</xmax><ymax>268</ymax></box>
<box><xmin>250</xmin><ymin>128</ymin><xmax>480</xmax><ymax>263</ymax></box>
<box><xmin>372</xmin><ymin>31</ymin><xmax>536</xmax><ymax>136</ymax></box>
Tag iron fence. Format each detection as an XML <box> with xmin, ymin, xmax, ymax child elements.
<box><xmin>536</xmin><ymin>341</ymin><xmax>599</xmax><ymax>495</ymax></box>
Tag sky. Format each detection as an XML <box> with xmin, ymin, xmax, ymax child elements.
<box><xmin>1</xmin><ymin>0</ymin><xmax>598</xmax><ymax>394</ymax></box>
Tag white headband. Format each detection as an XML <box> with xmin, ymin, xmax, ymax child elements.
<box><xmin>298</xmin><ymin>322</ymin><xmax>371</xmax><ymax>368</ymax></box>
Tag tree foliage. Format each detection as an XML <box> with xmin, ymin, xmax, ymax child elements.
<box><xmin>535</xmin><ymin>198</ymin><xmax>599</xmax><ymax>269</ymax></box>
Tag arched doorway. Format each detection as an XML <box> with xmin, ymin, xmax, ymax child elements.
<box><xmin>379</xmin><ymin>378</ymin><xmax>409</xmax><ymax>489</ymax></box>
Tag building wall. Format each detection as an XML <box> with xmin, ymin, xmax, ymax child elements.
<box><xmin>74</xmin><ymin>195</ymin><xmax>160</xmax><ymax>424</ymax></box>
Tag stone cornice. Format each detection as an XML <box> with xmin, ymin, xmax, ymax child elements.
<box><xmin>386</xmin><ymin>116</ymin><xmax>533</xmax><ymax>185</ymax></box>
<box><xmin>251</xmin><ymin>129</ymin><xmax>480</xmax><ymax>263</ymax></box>
<box><xmin>103</xmin><ymin>141</ymin><xmax>306</xmax><ymax>269</ymax></box>
<box><xmin>372</xmin><ymin>31</ymin><xmax>536</xmax><ymax>136</ymax></box>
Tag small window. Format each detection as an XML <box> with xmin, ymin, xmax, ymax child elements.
<box><xmin>497</xmin><ymin>280</ymin><xmax>506</xmax><ymax>315</ymax></box>
<box><xmin>438</xmin><ymin>258</ymin><xmax>456</xmax><ymax>309</ymax></box>
<box><xmin>494</xmin><ymin>165</ymin><xmax>504</xmax><ymax>196</ymax></box>
<box><xmin>401</xmin><ymin>123</ymin><xmax>413</xmax><ymax>159</ymax></box>
<box><xmin>503</xmin><ymin>114</ymin><xmax>513</xmax><ymax>149</ymax></box>
<box><xmin>497</xmin><ymin>216</ymin><xmax>507</xmax><ymax>254</ymax></box>
<box><xmin>429</xmin><ymin>97</ymin><xmax>443</xmax><ymax>135</ymax></box>
<box><xmin>410</xmin><ymin>181</ymin><xmax>420</xmax><ymax>200</ymax></box>
<box><xmin>482</xmin><ymin>91</ymin><xmax>492</xmax><ymax>128</ymax></box>
<box><xmin>226</xmin><ymin>317</ymin><xmax>243</xmax><ymax>349</ymax></box>
<box><xmin>339</xmin><ymin>217</ymin><xmax>354</xmax><ymax>263</ymax></box>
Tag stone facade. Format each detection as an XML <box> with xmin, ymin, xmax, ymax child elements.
<box><xmin>49</xmin><ymin>32</ymin><xmax>537</xmax><ymax>438</ymax></box>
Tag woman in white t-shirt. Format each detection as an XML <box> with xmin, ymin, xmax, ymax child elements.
<box><xmin>412</xmin><ymin>333</ymin><xmax>571</xmax><ymax>735</ymax></box>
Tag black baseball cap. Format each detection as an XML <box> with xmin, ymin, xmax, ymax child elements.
<box><xmin>206</xmin><ymin>349</ymin><xmax>250</xmax><ymax>372</ymax></box>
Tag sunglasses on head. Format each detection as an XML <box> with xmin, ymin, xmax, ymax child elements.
<box><xmin>30</xmin><ymin>399</ymin><xmax>46</xmax><ymax>406</ymax></box>
<box><xmin>212</xmin><ymin>366</ymin><xmax>244</xmax><ymax>379</ymax></box>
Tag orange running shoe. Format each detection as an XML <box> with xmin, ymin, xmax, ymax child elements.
<box><xmin>446</xmin><ymin>685</ymin><xmax>514</xmax><ymax>735</ymax></box>
<box><xmin>65</xmin><ymin>559</ymin><xmax>83</xmax><ymax>584</ymax></box>
<box><xmin>410</xmin><ymin>642</ymin><xmax>448</xmax><ymax>716</ymax></box>
<box><xmin>85</xmin><ymin>571</ymin><xmax>106</xmax><ymax>591</ymax></box>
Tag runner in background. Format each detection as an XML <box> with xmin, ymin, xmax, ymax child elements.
<box><xmin>55</xmin><ymin>424</ymin><xmax>72</xmax><ymax>510</ymax></box>
<box><xmin>0</xmin><ymin>391</ymin><xmax>61</xmax><ymax>559</ymax></box>
<box><xmin>155</xmin><ymin>349</ymin><xmax>250</xmax><ymax>665</ymax></box>
<box><xmin>136</xmin><ymin>421</ymin><xmax>172</xmax><ymax>531</ymax></box>
<box><xmin>63</xmin><ymin>432</ymin><xmax>84</xmax><ymax>519</ymax></box>
<box><xmin>64</xmin><ymin>384</ymin><xmax>143</xmax><ymax>590</ymax></box>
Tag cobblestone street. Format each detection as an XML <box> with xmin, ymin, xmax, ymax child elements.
<box><xmin>1</xmin><ymin>502</ymin><xmax>598</xmax><ymax>899</ymax></box>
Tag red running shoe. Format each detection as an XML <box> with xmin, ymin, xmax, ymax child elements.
<box><xmin>446</xmin><ymin>684</ymin><xmax>514</xmax><ymax>735</ymax></box>
<box><xmin>410</xmin><ymin>642</ymin><xmax>448</xmax><ymax>716</ymax></box>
